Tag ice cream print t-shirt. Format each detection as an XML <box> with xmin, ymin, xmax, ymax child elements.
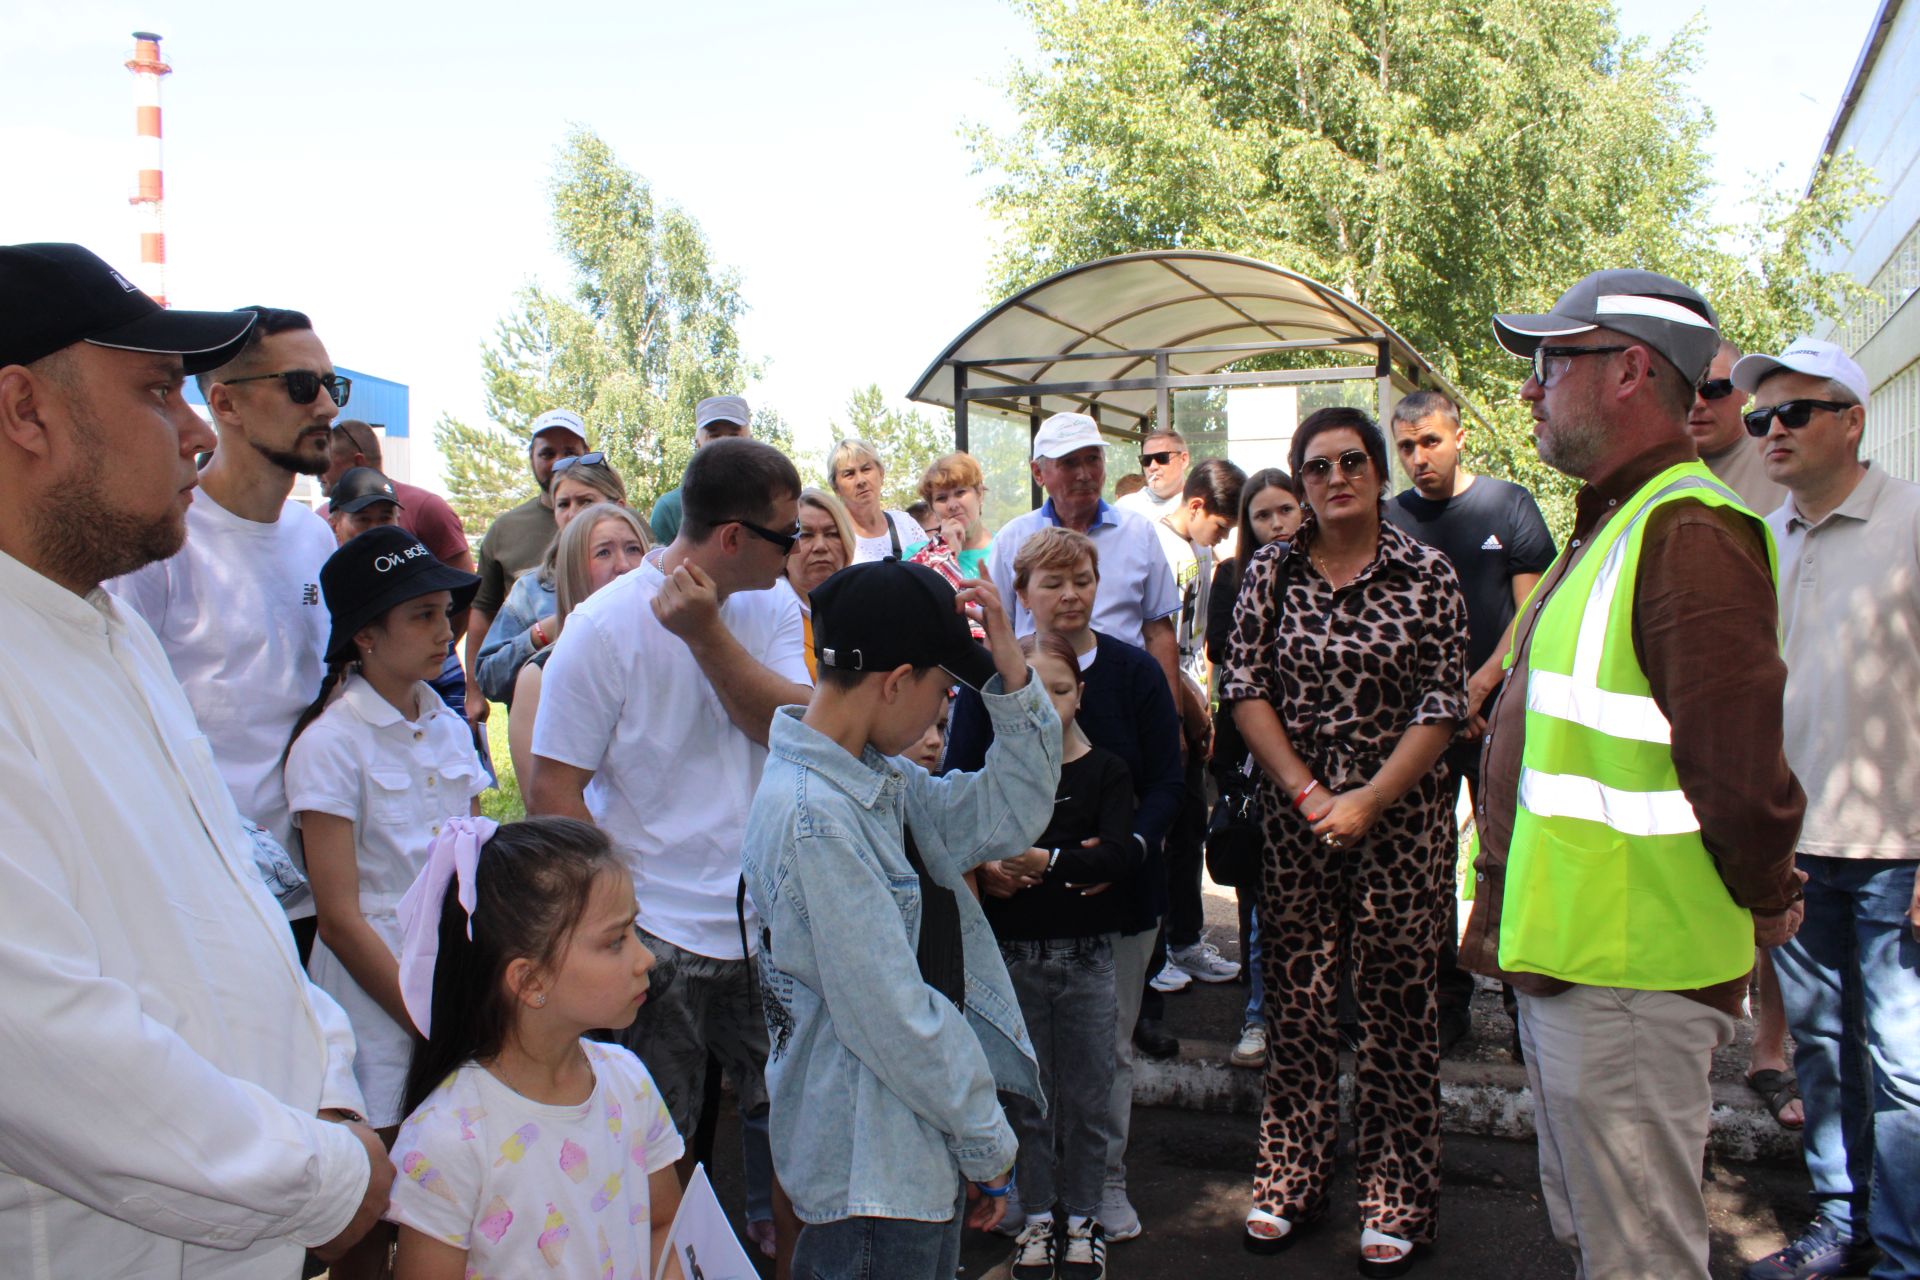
<box><xmin>387</xmin><ymin>1040</ymin><xmax>683</xmax><ymax>1276</ymax></box>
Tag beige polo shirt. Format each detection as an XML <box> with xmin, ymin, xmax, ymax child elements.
<box><xmin>1770</xmin><ymin>463</ymin><xmax>1920</xmax><ymax>859</ymax></box>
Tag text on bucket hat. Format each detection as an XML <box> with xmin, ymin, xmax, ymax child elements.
<box><xmin>320</xmin><ymin>526</ymin><xmax>480</xmax><ymax>663</ymax></box>
<box><xmin>809</xmin><ymin>560</ymin><xmax>999</xmax><ymax>691</ymax></box>
<box><xmin>1031</xmin><ymin>412</ymin><xmax>1110</xmax><ymax>461</ymax></box>
<box><xmin>0</xmin><ymin>242</ymin><xmax>257</xmax><ymax>374</ymax></box>
<box><xmin>1731</xmin><ymin>338</ymin><xmax>1870</xmax><ymax>408</ymax></box>
<box><xmin>1493</xmin><ymin>268</ymin><xmax>1721</xmax><ymax>386</ymax></box>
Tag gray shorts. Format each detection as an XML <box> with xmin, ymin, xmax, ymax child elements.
<box><xmin>620</xmin><ymin>927</ymin><xmax>770</xmax><ymax>1137</ymax></box>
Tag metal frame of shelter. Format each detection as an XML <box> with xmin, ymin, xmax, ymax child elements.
<box><xmin>907</xmin><ymin>251</ymin><xmax>1485</xmax><ymax>494</ymax></box>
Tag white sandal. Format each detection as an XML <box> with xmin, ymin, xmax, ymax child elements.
<box><xmin>1244</xmin><ymin>1207</ymin><xmax>1295</xmax><ymax>1255</ymax></box>
<box><xmin>1358</xmin><ymin>1226</ymin><xmax>1419</xmax><ymax>1277</ymax></box>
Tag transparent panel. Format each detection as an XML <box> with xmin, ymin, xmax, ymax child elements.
<box><xmin>964</xmin><ymin>405</ymin><xmax>1041</xmax><ymax>530</ymax></box>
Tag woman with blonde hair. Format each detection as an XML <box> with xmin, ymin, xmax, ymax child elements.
<box><xmin>782</xmin><ymin>487</ymin><xmax>857</xmax><ymax>679</ymax></box>
<box><xmin>476</xmin><ymin>454</ymin><xmax>629</xmax><ymax>703</ymax></box>
<box><xmin>826</xmin><ymin>437</ymin><xmax>923</xmax><ymax>563</ymax></box>
<box><xmin>506</xmin><ymin>501</ymin><xmax>649</xmax><ymax>783</ymax></box>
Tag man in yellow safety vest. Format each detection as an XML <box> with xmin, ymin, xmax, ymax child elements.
<box><xmin>1459</xmin><ymin>269</ymin><xmax>1807</xmax><ymax>1280</ymax></box>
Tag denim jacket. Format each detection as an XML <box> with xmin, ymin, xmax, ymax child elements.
<box><xmin>475</xmin><ymin>570</ymin><xmax>556</xmax><ymax>704</ymax></box>
<box><xmin>741</xmin><ymin>673</ymin><xmax>1061</xmax><ymax>1225</ymax></box>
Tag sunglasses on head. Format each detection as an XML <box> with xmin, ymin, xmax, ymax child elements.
<box><xmin>1743</xmin><ymin>400</ymin><xmax>1853</xmax><ymax>437</ymax></box>
<box><xmin>1139</xmin><ymin>450</ymin><xmax>1183</xmax><ymax>467</ymax></box>
<box><xmin>550</xmin><ymin>451</ymin><xmax>607</xmax><ymax>475</ymax></box>
<box><xmin>1298</xmin><ymin>449</ymin><xmax>1371</xmax><ymax>481</ymax></box>
<box><xmin>1696</xmin><ymin>377</ymin><xmax>1738</xmax><ymax>402</ymax></box>
<box><xmin>223</xmin><ymin>369</ymin><xmax>352</xmax><ymax>408</ymax></box>
<box><xmin>735</xmin><ymin>517</ymin><xmax>801</xmax><ymax>554</ymax></box>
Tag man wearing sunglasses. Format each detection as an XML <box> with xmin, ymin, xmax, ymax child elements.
<box><xmin>1689</xmin><ymin>339</ymin><xmax>1787</xmax><ymax>514</ymax></box>
<box><xmin>1733</xmin><ymin>339</ymin><xmax>1919</xmax><ymax>1280</ymax></box>
<box><xmin>110</xmin><ymin>305</ymin><xmax>346</xmax><ymax>954</ymax></box>
<box><xmin>1115</xmin><ymin>427</ymin><xmax>1190</xmax><ymax>521</ymax></box>
<box><xmin>529</xmin><ymin>438</ymin><xmax>810</xmax><ymax>1244</ymax></box>
<box><xmin>1462</xmin><ymin>269</ymin><xmax>1806</xmax><ymax>1280</ymax></box>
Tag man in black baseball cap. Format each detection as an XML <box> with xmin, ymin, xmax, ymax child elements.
<box><xmin>326</xmin><ymin>466</ymin><xmax>404</xmax><ymax>545</ymax></box>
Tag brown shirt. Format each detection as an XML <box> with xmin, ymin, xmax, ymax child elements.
<box><xmin>1460</xmin><ymin>439</ymin><xmax>1805</xmax><ymax>1017</ymax></box>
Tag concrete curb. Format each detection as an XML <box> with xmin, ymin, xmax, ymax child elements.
<box><xmin>1131</xmin><ymin>1039</ymin><xmax>1804</xmax><ymax>1165</ymax></box>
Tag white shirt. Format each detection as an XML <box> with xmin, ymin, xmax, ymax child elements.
<box><xmin>532</xmin><ymin>551</ymin><xmax>811</xmax><ymax>958</ymax></box>
<box><xmin>0</xmin><ymin>549</ymin><xmax>368</xmax><ymax>1280</ymax></box>
<box><xmin>109</xmin><ymin>495</ymin><xmax>336</xmax><ymax>916</ymax></box>
<box><xmin>285</xmin><ymin>675</ymin><xmax>489</xmax><ymax>1124</ymax></box>
<box><xmin>986</xmin><ymin>499</ymin><xmax>1179</xmax><ymax>647</ymax></box>
<box><xmin>1769</xmin><ymin>463</ymin><xmax>1920</xmax><ymax>859</ymax></box>
<box><xmin>850</xmin><ymin>509</ymin><xmax>927</xmax><ymax>564</ymax></box>
<box><xmin>1115</xmin><ymin>485</ymin><xmax>1183</xmax><ymax>521</ymax></box>
<box><xmin>1150</xmin><ymin>517</ymin><xmax>1212</xmax><ymax>681</ymax></box>
<box><xmin>387</xmin><ymin>1041</ymin><xmax>683</xmax><ymax>1278</ymax></box>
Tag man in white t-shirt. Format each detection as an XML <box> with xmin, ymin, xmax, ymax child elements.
<box><xmin>528</xmin><ymin>438</ymin><xmax>810</xmax><ymax>1192</ymax></box>
<box><xmin>0</xmin><ymin>241</ymin><xmax>389</xmax><ymax>1278</ymax></box>
<box><xmin>110</xmin><ymin>305</ymin><xmax>343</xmax><ymax>954</ymax></box>
<box><xmin>1115</xmin><ymin>427</ymin><xmax>1191</xmax><ymax>521</ymax></box>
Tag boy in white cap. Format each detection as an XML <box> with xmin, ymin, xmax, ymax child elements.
<box><xmin>650</xmin><ymin>394</ymin><xmax>752</xmax><ymax>545</ymax></box>
<box><xmin>1735</xmin><ymin>338</ymin><xmax>1919</xmax><ymax>1280</ymax></box>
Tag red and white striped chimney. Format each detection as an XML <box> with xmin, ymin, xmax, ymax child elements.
<box><xmin>126</xmin><ymin>31</ymin><xmax>171</xmax><ymax>307</ymax></box>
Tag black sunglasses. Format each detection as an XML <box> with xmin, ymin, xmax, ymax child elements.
<box><xmin>1298</xmin><ymin>448</ymin><xmax>1372</xmax><ymax>482</ymax></box>
<box><xmin>1139</xmin><ymin>450</ymin><xmax>1184</xmax><ymax>467</ymax></box>
<box><xmin>223</xmin><ymin>369</ymin><xmax>352</xmax><ymax>408</ymax></box>
<box><xmin>550</xmin><ymin>451</ymin><xmax>607</xmax><ymax>474</ymax></box>
<box><xmin>1696</xmin><ymin>378</ymin><xmax>1739</xmax><ymax>401</ymax></box>
<box><xmin>735</xmin><ymin>517</ymin><xmax>801</xmax><ymax>554</ymax></box>
<box><xmin>1743</xmin><ymin>400</ymin><xmax>1853</xmax><ymax>437</ymax></box>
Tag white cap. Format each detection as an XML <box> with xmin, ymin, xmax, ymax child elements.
<box><xmin>695</xmin><ymin>395</ymin><xmax>750</xmax><ymax>431</ymax></box>
<box><xmin>1731</xmin><ymin>339</ymin><xmax>1869</xmax><ymax>408</ymax></box>
<box><xmin>1031</xmin><ymin>412</ymin><xmax>1109</xmax><ymax>461</ymax></box>
<box><xmin>528</xmin><ymin>407</ymin><xmax>587</xmax><ymax>445</ymax></box>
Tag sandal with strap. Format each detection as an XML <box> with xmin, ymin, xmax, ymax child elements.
<box><xmin>1746</xmin><ymin>1068</ymin><xmax>1805</xmax><ymax>1130</ymax></box>
<box><xmin>1244</xmin><ymin>1207</ymin><xmax>1297</xmax><ymax>1255</ymax></box>
<box><xmin>1358</xmin><ymin>1227</ymin><xmax>1422</xmax><ymax>1277</ymax></box>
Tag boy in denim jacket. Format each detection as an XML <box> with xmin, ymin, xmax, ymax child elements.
<box><xmin>741</xmin><ymin>560</ymin><xmax>1062</xmax><ymax>1280</ymax></box>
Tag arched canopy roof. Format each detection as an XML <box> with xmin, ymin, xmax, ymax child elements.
<box><xmin>908</xmin><ymin>249</ymin><xmax>1482</xmax><ymax>433</ymax></box>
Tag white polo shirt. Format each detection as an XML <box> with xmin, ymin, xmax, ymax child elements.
<box><xmin>531</xmin><ymin>550</ymin><xmax>810</xmax><ymax>958</ymax></box>
<box><xmin>1769</xmin><ymin>462</ymin><xmax>1920</xmax><ymax>859</ymax></box>
<box><xmin>109</xmin><ymin>494</ymin><xmax>336</xmax><ymax>914</ymax></box>
<box><xmin>285</xmin><ymin>675</ymin><xmax>488</xmax><ymax>1124</ymax></box>
<box><xmin>986</xmin><ymin>498</ymin><xmax>1179</xmax><ymax>647</ymax></box>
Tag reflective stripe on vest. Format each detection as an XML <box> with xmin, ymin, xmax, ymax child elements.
<box><xmin>1500</xmin><ymin>463</ymin><xmax>1774</xmax><ymax>990</ymax></box>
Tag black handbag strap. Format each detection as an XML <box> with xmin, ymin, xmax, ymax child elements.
<box><xmin>902</xmin><ymin>826</ymin><xmax>965</xmax><ymax>1011</ymax></box>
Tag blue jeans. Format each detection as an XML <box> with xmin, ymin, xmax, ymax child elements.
<box><xmin>1245</xmin><ymin>908</ymin><xmax>1264</xmax><ymax>1026</ymax></box>
<box><xmin>1000</xmin><ymin>935</ymin><xmax>1117</xmax><ymax>1218</ymax></box>
<box><xmin>791</xmin><ymin>1179</ymin><xmax>965</xmax><ymax>1280</ymax></box>
<box><xmin>1770</xmin><ymin>855</ymin><xmax>1920</xmax><ymax>1277</ymax></box>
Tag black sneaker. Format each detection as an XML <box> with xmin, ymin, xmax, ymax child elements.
<box><xmin>1132</xmin><ymin>1017</ymin><xmax>1179</xmax><ymax>1060</ymax></box>
<box><xmin>1010</xmin><ymin>1215</ymin><xmax>1057</xmax><ymax>1280</ymax></box>
<box><xmin>1059</xmin><ymin>1217</ymin><xmax>1107</xmax><ymax>1280</ymax></box>
<box><xmin>1742</xmin><ymin>1219</ymin><xmax>1882</xmax><ymax>1280</ymax></box>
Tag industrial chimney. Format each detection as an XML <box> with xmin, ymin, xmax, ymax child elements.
<box><xmin>126</xmin><ymin>31</ymin><xmax>171</xmax><ymax>307</ymax></box>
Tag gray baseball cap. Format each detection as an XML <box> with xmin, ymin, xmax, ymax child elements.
<box><xmin>1494</xmin><ymin>269</ymin><xmax>1721</xmax><ymax>386</ymax></box>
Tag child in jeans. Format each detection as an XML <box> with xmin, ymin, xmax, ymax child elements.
<box><xmin>984</xmin><ymin>631</ymin><xmax>1140</xmax><ymax>1280</ymax></box>
<box><xmin>741</xmin><ymin>559</ymin><xmax>1060</xmax><ymax>1280</ymax></box>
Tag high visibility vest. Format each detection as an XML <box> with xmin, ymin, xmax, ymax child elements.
<box><xmin>1499</xmin><ymin>461</ymin><xmax>1778</xmax><ymax>990</ymax></box>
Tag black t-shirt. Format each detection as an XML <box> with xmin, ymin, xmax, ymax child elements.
<box><xmin>983</xmin><ymin>746</ymin><xmax>1140</xmax><ymax>942</ymax></box>
<box><xmin>1386</xmin><ymin>477</ymin><xmax>1556</xmax><ymax>673</ymax></box>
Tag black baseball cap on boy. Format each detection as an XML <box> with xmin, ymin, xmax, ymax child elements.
<box><xmin>321</xmin><ymin>526</ymin><xmax>479</xmax><ymax>663</ymax></box>
<box><xmin>810</xmin><ymin>560</ymin><xmax>999</xmax><ymax>691</ymax></box>
<box><xmin>0</xmin><ymin>242</ymin><xmax>258</xmax><ymax>373</ymax></box>
<box><xmin>329</xmin><ymin>466</ymin><xmax>403</xmax><ymax>514</ymax></box>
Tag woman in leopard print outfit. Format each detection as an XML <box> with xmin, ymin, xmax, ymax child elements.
<box><xmin>1219</xmin><ymin>407</ymin><xmax>1468</xmax><ymax>1276</ymax></box>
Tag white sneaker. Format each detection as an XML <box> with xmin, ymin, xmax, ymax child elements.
<box><xmin>1099</xmin><ymin>1184</ymin><xmax>1141</xmax><ymax>1241</ymax></box>
<box><xmin>1230</xmin><ymin>1022</ymin><xmax>1268</xmax><ymax>1068</ymax></box>
<box><xmin>1059</xmin><ymin>1217</ymin><xmax>1107</xmax><ymax>1279</ymax></box>
<box><xmin>1148</xmin><ymin>962</ymin><xmax>1192</xmax><ymax>993</ymax></box>
<box><xmin>1169</xmin><ymin>938</ymin><xmax>1242</xmax><ymax>983</ymax></box>
<box><xmin>1010</xmin><ymin>1216</ymin><xmax>1056</xmax><ymax>1280</ymax></box>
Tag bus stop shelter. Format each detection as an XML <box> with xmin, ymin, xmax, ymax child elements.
<box><xmin>906</xmin><ymin>250</ymin><xmax>1481</xmax><ymax>516</ymax></box>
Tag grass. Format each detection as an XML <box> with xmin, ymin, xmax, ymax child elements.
<box><xmin>479</xmin><ymin>701</ymin><xmax>527</xmax><ymax>822</ymax></box>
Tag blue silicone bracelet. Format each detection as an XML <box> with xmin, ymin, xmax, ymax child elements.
<box><xmin>978</xmin><ymin>1177</ymin><xmax>1014</xmax><ymax>1198</ymax></box>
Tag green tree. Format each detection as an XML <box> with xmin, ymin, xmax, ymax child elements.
<box><xmin>824</xmin><ymin>384</ymin><xmax>952</xmax><ymax>508</ymax></box>
<box><xmin>973</xmin><ymin>0</ymin><xmax>1875</xmax><ymax>527</ymax></box>
<box><xmin>437</xmin><ymin>129</ymin><xmax>787</xmax><ymax>529</ymax></box>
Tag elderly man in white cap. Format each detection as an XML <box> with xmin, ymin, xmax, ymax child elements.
<box><xmin>1736</xmin><ymin>339</ymin><xmax>1920</xmax><ymax>1280</ymax></box>
<box><xmin>650</xmin><ymin>394</ymin><xmax>752</xmax><ymax>545</ymax></box>
<box><xmin>462</xmin><ymin>407</ymin><xmax>589</xmax><ymax>726</ymax></box>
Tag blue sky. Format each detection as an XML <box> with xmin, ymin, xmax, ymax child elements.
<box><xmin>0</xmin><ymin>0</ymin><xmax>1884</xmax><ymax>489</ymax></box>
